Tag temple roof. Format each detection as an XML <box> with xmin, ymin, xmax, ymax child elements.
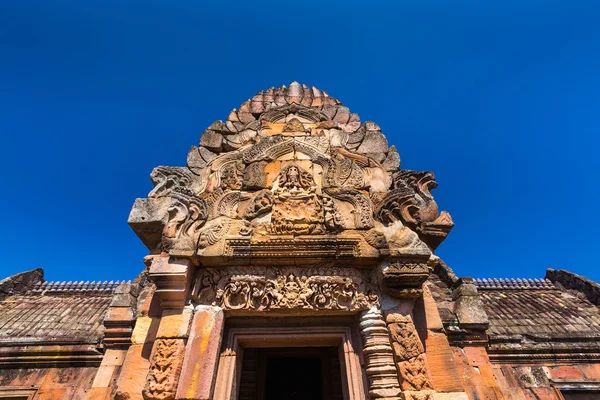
<box><xmin>0</xmin><ymin>271</ymin><xmax>121</xmax><ymax>345</ymax></box>
<box><xmin>0</xmin><ymin>293</ymin><xmax>112</xmax><ymax>344</ymax></box>
<box><xmin>477</xmin><ymin>281</ymin><xmax>600</xmax><ymax>338</ymax></box>
<box><xmin>427</xmin><ymin>265</ymin><xmax>600</xmax><ymax>356</ymax></box>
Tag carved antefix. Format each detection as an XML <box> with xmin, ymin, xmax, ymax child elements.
<box><xmin>143</xmin><ymin>339</ymin><xmax>186</xmax><ymax>400</ymax></box>
<box><xmin>192</xmin><ymin>267</ymin><xmax>378</xmax><ymax>312</ymax></box>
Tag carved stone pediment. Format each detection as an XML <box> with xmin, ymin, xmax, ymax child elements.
<box><xmin>129</xmin><ymin>82</ymin><xmax>454</xmax><ymax>293</ymax></box>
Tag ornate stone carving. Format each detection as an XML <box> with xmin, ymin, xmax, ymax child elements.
<box><xmin>148</xmin><ymin>166</ymin><xmax>196</xmax><ymax>198</ymax></box>
<box><xmin>192</xmin><ymin>267</ymin><xmax>378</xmax><ymax>311</ymax></box>
<box><xmin>129</xmin><ymin>82</ymin><xmax>453</xmax><ymax>277</ymax></box>
<box><xmin>382</xmin><ymin>260</ymin><xmax>432</xmax><ymax>288</ymax></box>
<box><xmin>267</xmin><ymin>164</ymin><xmax>325</xmax><ymax>235</ymax></box>
<box><xmin>397</xmin><ymin>354</ymin><xmax>432</xmax><ymax>391</ymax></box>
<box><xmin>359</xmin><ymin>307</ymin><xmax>402</xmax><ymax>399</ymax></box>
<box><xmin>198</xmin><ymin>217</ymin><xmax>232</xmax><ymax>249</ymax></box>
<box><xmin>242</xmin><ymin>161</ymin><xmax>268</xmax><ymax>190</ymax></box>
<box><xmin>324</xmin><ymin>188</ymin><xmax>374</xmax><ymax>229</ymax></box>
<box><xmin>143</xmin><ymin>338</ymin><xmax>186</xmax><ymax>400</ymax></box>
<box><xmin>387</xmin><ymin>226</ymin><xmax>431</xmax><ymax>256</ymax></box>
<box><xmin>385</xmin><ymin>313</ymin><xmax>432</xmax><ymax>393</ymax></box>
<box><xmin>240</xmin><ymin>189</ymin><xmax>273</xmax><ymax>220</ymax></box>
<box><xmin>162</xmin><ymin>190</ymin><xmax>208</xmax><ymax>252</ymax></box>
<box><xmin>382</xmin><ymin>171</ymin><xmax>454</xmax><ymax>250</ymax></box>
<box><xmin>362</xmin><ymin>229</ymin><xmax>389</xmax><ymax>250</ymax></box>
<box><xmin>387</xmin><ymin>314</ymin><xmax>424</xmax><ymax>362</ymax></box>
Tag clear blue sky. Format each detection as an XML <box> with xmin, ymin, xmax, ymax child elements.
<box><xmin>1</xmin><ymin>1</ymin><xmax>599</xmax><ymax>282</ymax></box>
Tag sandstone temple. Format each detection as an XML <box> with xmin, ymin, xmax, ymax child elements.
<box><xmin>2</xmin><ymin>83</ymin><xmax>600</xmax><ymax>400</ymax></box>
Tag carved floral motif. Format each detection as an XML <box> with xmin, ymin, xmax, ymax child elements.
<box><xmin>386</xmin><ymin>313</ymin><xmax>432</xmax><ymax>392</ymax></box>
<box><xmin>388</xmin><ymin>321</ymin><xmax>424</xmax><ymax>361</ymax></box>
<box><xmin>398</xmin><ymin>354</ymin><xmax>432</xmax><ymax>391</ymax></box>
<box><xmin>142</xmin><ymin>339</ymin><xmax>185</xmax><ymax>400</ymax></box>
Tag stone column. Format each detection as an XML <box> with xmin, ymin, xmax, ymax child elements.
<box><xmin>359</xmin><ymin>307</ymin><xmax>402</xmax><ymax>400</ymax></box>
<box><xmin>176</xmin><ymin>305</ymin><xmax>224</xmax><ymax>400</ymax></box>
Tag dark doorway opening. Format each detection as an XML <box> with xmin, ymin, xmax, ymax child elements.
<box><xmin>238</xmin><ymin>347</ymin><xmax>344</xmax><ymax>400</ymax></box>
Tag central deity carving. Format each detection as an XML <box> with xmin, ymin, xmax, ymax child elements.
<box><xmin>266</xmin><ymin>164</ymin><xmax>325</xmax><ymax>235</ymax></box>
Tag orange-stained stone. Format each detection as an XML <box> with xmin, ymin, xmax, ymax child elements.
<box><xmin>431</xmin><ymin>393</ymin><xmax>469</xmax><ymax>400</ymax></box>
<box><xmin>463</xmin><ymin>346</ymin><xmax>490</xmax><ymax>366</ymax></box>
<box><xmin>102</xmin><ymin>349</ymin><xmax>127</xmax><ymax>366</ymax></box>
<box><xmin>137</xmin><ymin>285</ymin><xmax>156</xmax><ymax>316</ymax></box>
<box><xmin>106</xmin><ymin>306</ymin><xmax>134</xmax><ymax>321</ymax></box>
<box><xmin>42</xmin><ymin>367</ymin><xmax>97</xmax><ymax>388</ymax></box>
<box><xmin>92</xmin><ymin>365</ymin><xmax>115</xmax><ymax>388</ymax></box>
<box><xmin>547</xmin><ymin>365</ymin><xmax>584</xmax><ymax>380</ymax></box>
<box><xmin>114</xmin><ymin>344</ymin><xmax>151</xmax><ymax>400</ymax></box>
<box><xmin>424</xmin><ymin>331</ymin><xmax>464</xmax><ymax>392</ymax></box>
<box><xmin>530</xmin><ymin>387</ymin><xmax>560</xmax><ymax>399</ymax></box>
<box><xmin>413</xmin><ymin>285</ymin><xmax>444</xmax><ymax>332</ymax></box>
<box><xmin>81</xmin><ymin>387</ymin><xmax>110</xmax><ymax>400</ymax></box>
<box><xmin>7</xmin><ymin>367</ymin><xmax>50</xmax><ymax>386</ymax></box>
<box><xmin>492</xmin><ymin>367</ymin><xmax>510</xmax><ymax>391</ymax></box>
<box><xmin>479</xmin><ymin>365</ymin><xmax>500</xmax><ymax>389</ymax></box>
<box><xmin>156</xmin><ymin>307</ymin><xmax>193</xmax><ymax>339</ymax></box>
<box><xmin>580</xmin><ymin>363</ymin><xmax>600</xmax><ymax>380</ymax></box>
<box><xmin>35</xmin><ymin>388</ymin><xmax>69</xmax><ymax>399</ymax></box>
<box><xmin>131</xmin><ymin>316</ymin><xmax>160</xmax><ymax>344</ymax></box>
<box><xmin>176</xmin><ymin>306</ymin><xmax>224</xmax><ymax>400</ymax></box>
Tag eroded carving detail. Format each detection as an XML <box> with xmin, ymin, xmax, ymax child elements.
<box><xmin>162</xmin><ymin>190</ymin><xmax>208</xmax><ymax>252</ymax></box>
<box><xmin>142</xmin><ymin>339</ymin><xmax>185</xmax><ymax>400</ymax></box>
<box><xmin>149</xmin><ymin>166</ymin><xmax>195</xmax><ymax>198</ymax></box>
<box><xmin>324</xmin><ymin>188</ymin><xmax>374</xmax><ymax>229</ymax></box>
<box><xmin>193</xmin><ymin>267</ymin><xmax>378</xmax><ymax>311</ymax></box>
<box><xmin>267</xmin><ymin>164</ymin><xmax>325</xmax><ymax>235</ymax></box>
<box><xmin>386</xmin><ymin>313</ymin><xmax>432</xmax><ymax>392</ymax></box>
<box><xmin>398</xmin><ymin>354</ymin><xmax>432</xmax><ymax>391</ymax></box>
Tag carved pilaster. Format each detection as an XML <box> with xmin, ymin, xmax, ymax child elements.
<box><xmin>359</xmin><ymin>307</ymin><xmax>402</xmax><ymax>399</ymax></box>
<box><xmin>386</xmin><ymin>313</ymin><xmax>434</xmax><ymax>400</ymax></box>
<box><xmin>142</xmin><ymin>338</ymin><xmax>186</xmax><ymax>400</ymax></box>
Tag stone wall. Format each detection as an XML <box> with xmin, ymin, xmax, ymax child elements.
<box><xmin>0</xmin><ymin>367</ymin><xmax>99</xmax><ymax>399</ymax></box>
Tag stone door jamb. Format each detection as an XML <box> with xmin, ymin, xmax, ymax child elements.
<box><xmin>212</xmin><ymin>326</ymin><xmax>366</xmax><ymax>400</ymax></box>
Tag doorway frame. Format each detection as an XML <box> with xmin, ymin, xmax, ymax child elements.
<box><xmin>212</xmin><ymin>326</ymin><xmax>366</xmax><ymax>400</ymax></box>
